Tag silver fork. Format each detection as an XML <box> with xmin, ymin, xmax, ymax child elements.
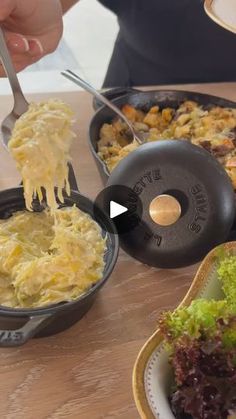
<box><xmin>0</xmin><ymin>27</ymin><xmax>28</xmax><ymax>148</ymax></box>
<box><xmin>61</xmin><ymin>69</ymin><xmax>145</xmax><ymax>145</ymax></box>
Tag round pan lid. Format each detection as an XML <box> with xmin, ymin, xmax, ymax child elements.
<box><xmin>107</xmin><ymin>140</ymin><xmax>235</xmax><ymax>268</ymax></box>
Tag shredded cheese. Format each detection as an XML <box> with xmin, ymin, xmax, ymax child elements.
<box><xmin>0</xmin><ymin>206</ymin><xmax>106</xmax><ymax>308</ymax></box>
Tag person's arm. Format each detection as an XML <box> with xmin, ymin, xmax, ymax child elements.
<box><xmin>60</xmin><ymin>0</ymin><xmax>80</xmax><ymax>14</ymax></box>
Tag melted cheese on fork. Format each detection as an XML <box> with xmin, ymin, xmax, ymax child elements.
<box><xmin>8</xmin><ymin>99</ymin><xmax>75</xmax><ymax>210</ymax></box>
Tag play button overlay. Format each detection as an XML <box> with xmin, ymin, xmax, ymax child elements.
<box><xmin>93</xmin><ymin>185</ymin><xmax>143</xmax><ymax>234</ymax></box>
<box><xmin>110</xmin><ymin>201</ymin><xmax>128</xmax><ymax>219</ymax></box>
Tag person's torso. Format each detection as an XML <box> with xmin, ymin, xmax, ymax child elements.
<box><xmin>98</xmin><ymin>0</ymin><xmax>236</xmax><ymax>82</ymax></box>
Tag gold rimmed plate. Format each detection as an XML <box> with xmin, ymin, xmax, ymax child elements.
<box><xmin>132</xmin><ymin>241</ymin><xmax>234</xmax><ymax>419</ymax></box>
<box><xmin>204</xmin><ymin>0</ymin><xmax>236</xmax><ymax>34</ymax></box>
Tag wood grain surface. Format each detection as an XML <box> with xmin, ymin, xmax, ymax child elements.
<box><xmin>0</xmin><ymin>83</ymin><xmax>236</xmax><ymax>419</ymax></box>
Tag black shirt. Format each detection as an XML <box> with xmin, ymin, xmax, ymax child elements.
<box><xmin>98</xmin><ymin>0</ymin><xmax>236</xmax><ymax>87</ymax></box>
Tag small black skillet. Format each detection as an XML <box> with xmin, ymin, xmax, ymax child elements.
<box><xmin>89</xmin><ymin>89</ymin><xmax>236</xmax><ymax>268</ymax></box>
<box><xmin>0</xmin><ymin>165</ymin><xmax>119</xmax><ymax>347</ymax></box>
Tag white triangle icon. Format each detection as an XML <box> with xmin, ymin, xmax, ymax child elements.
<box><xmin>110</xmin><ymin>200</ymin><xmax>128</xmax><ymax>219</ymax></box>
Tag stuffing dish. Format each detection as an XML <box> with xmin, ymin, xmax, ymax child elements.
<box><xmin>97</xmin><ymin>101</ymin><xmax>236</xmax><ymax>188</ymax></box>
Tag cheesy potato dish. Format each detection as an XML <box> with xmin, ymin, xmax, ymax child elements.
<box><xmin>97</xmin><ymin>101</ymin><xmax>236</xmax><ymax>188</ymax></box>
<box><xmin>0</xmin><ymin>206</ymin><xmax>106</xmax><ymax>308</ymax></box>
<box><xmin>8</xmin><ymin>99</ymin><xmax>75</xmax><ymax>211</ymax></box>
<box><xmin>1</xmin><ymin>99</ymin><xmax>107</xmax><ymax>310</ymax></box>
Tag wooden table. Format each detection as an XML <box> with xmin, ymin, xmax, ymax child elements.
<box><xmin>0</xmin><ymin>83</ymin><xmax>236</xmax><ymax>419</ymax></box>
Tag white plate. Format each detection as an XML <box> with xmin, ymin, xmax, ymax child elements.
<box><xmin>204</xmin><ymin>0</ymin><xmax>236</xmax><ymax>34</ymax></box>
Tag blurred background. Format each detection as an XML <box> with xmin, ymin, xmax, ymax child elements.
<box><xmin>0</xmin><ymin>0</ymin><xmax>118</xmax><ymax>95</ymax></box>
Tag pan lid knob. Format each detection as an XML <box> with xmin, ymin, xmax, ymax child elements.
<box><xmin>149</xmin><ymin>194</ymin><xmax>181</xmax><ymax>226</ymax></box>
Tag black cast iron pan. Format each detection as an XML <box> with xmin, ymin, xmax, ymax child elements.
<box><xmin>105</xmin><ymin>140</ymin><xmax>235</xmax><ymax>268</ymax></box>
<box><xmin>89</xmin><ymin>88</ymin><xmax>236</xmax><ymax>184</ymax></box>
<box><xmin>0</xmin><ymin>165</ymin><xmax>119</xmax><ymax>347</ymax></box>
<box><xmin>88</xmin><ymin>89</ymin><xmax>236</xmax><ymax>267</ymax></box>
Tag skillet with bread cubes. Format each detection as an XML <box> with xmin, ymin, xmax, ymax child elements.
<box><xmin>88</xmin><ymin>88</ymin><xmax>236</xmax><ymax>268</ymax></box>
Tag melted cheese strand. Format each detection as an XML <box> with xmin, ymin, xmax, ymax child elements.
<box><xmin>8</xmin><ymin>99</ymin><xmax>75</xmax><ymax>211</ymax></box>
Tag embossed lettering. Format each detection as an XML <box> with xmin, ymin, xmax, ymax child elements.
<box><xmin>0</xmin><ymin>331</ymin><xmax>24</xmax><ymax>342</ymax></box>
<box><xmin>132</xmin><ymin>169</ymin><xmax>162</xmax><ymax>196</ymax></box>
<box><xmin>189</xmin><ymin>222</ymin><xmax>201</xmax><ymax>233</ymax></box>
<box><xmin>143</xmin><ymin>231</ymin><xmax>153</xmax><ymax>241</ymax></box>
<box><xmin>13</xmin><ymin>332</ymin><xmax>24</xmax><ymax>341</ymax></box>
<box><xmin>143</xmin><ymin>231</ymin><xmax>162</xmax><ymax>246</ymax></box>
<box><xmin>194</xmin><ymin>214</ymin><xmax>206</xmax><ymax>222</ymax></box>
<box><xmin>189</xmin><ymin>184</ymin><xmax>208</xmax><ymax>233</ymax></box>
<box><xmin>133</xmin><ymin>183</ymin><xmax>143</xmax><ymax>195</ymax></box>
<box><xmin>153</xmin><ymin>234</ymin><xmax>162</xmax><ymax>247</ymax></box>
<box><xmin>127</xmin><ymin>192</ymin><xmax>138</xmax><ymax>203</ymax></box>
<box><xmin>143</xmin><ymin>172</ymin><xmax>152</xmax><ymax>183</ymax></box>
<box><xmin>196</xmin><ymin>204</ymin><xmax>207</xmax><ymax>213</ymax></box>
<box><xmin>152</xmin><ymin>169</ymin><xmax>162</xmax><ymax>181</ymax></box>
<box><xmin>191</xmin><ymin>184</ymin><xmax>202</xmax><ymax>195</ymax></box>
<box><xmin>196</xmin><ymin>197</ymin><xmax>206</xmax><ymax>205</ymax></box>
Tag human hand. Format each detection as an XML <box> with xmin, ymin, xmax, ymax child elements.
<box><xmin>0</xmin><ymin>0</ymin><xmax>63</xmax><ymax>76</ymax></box>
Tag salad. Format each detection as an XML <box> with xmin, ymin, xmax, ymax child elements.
<box><xmin>159</xmin><ymin>251</ymin><xmax>236</xmax><ymax>419</ymax></box>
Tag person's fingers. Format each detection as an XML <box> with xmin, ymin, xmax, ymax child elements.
<box><xmin>0</xmin><ymin>52</ymin><xmax>41</xmax><ymax>77</ymax></box>
<box><xmin>27</xmin><ymin>39</ymin><xmax>44</xmax><ymax>56</ymax></box>
<box><xmin>3</xmin><ymin>31</ymin><xmax>30</xmax><ymax>54</ymax></box>
<box><xmin>29</xmin><ymin>24</ymin><xmax>62</xmax><ymax>56</ymax></box>
<box><xmin>0</xmin><ymin>30</ymin><xmax>48</xmax><ymax>77</ymax></box>
<box><xmin>0</xmin><ymin>0</ymin><xmax>62</xmax><ymax>61</ymax></box>
<box><xmin>3</xmin><ymin>30</ymin><xmax>44</xmax><ymax>57</ymax></box>
<box><xmin>0</xmin><ymin>32</ymin><xmax>43</xmax><ymax>77</ymax></box>
<box><xmin>1</xmin><ymin>21</ymin><xmax>59</xmax><ymax>59</ymax></box>
<box><xmin>0</xmin><ymin>0</ymin><xmax>63</xmax><ymax>71</ymax></box>
<box><xmin>3</xmin><ymin>29</ymin><xmax>55</xmax><ymax>58</ymax></box>
<box><xmin>0</xmin><ymin>0</ymin><xmax>17</xmax><ymax>21</ymax></box>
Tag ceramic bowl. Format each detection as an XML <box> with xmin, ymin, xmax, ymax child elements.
<box><xmin>132</xmin><ymin>241</ymin><xmax>234</xmax><ymax>418</ymax></box>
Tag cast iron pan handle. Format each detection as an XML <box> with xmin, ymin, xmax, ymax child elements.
<box><xmin>68</xmin><ymin>163</ymin><xmax>79</xmax><ymax>192</ymax></box>
<box><xmin>92</xmin><ymin>87</ymin><xmax>141</xmax><ymax>110</ymax></box>
<box><xmin>0</xmin><ymin>313</ymin><xmax>51</xmax><ymax>347</ymax></box>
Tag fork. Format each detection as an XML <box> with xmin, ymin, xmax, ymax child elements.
<box><xmin>0</xmin><ymin>27</ymin><xmax>28</xmax><ymax>148</ymax></box>
<box><xmin>61</xmin><ymin>69</ymin><xmax>145</xmax><ymax>145</ymax></box>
